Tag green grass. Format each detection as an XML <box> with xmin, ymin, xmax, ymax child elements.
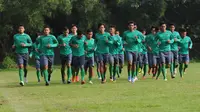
<box><xmin>1</xmin><ymin>64</ymin><xmax>200</xmax><ymax>112</ymax></box>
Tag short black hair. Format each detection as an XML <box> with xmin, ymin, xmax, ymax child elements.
<box><xmin>141</xmin><ymin>28</ymin><xmax>146</xmax><ymax>32</ymax></box>
<box><xmin>128</xmin><ymin>21</ymin><xmax>135</xmax><ymax>25</ymax></box>
<box><xmin>71</xmin><ymin>24</ymin><xmax>77</xmax><ymax>28</ymax></box>
<box><xmin>77</xmin><ymin>30</ymin><xmax>83</xmax><ymax>35</ymax></box>
<box><xmin>159</xmin><ymin>21</ymin><xmax>166</xmax><ymax>26</ymax></box>
<box><xmin>98</xmin><ymin>23</ymin><xmax>106</xmax><ymax>28</ymax></box>
<box><xmin>151</xmin><ymin>26</ymin><xmax>156</xmax><ymax>30</ymax></box>
<box><xmin>44</xmin><ymin>25</ymin><xmax>50</xmax><ymax>29</ymax></box>
<box><xmin>18</xmin><ymin>24</ymin><xmax>24</xmax><ymax>28</ymax></box>
<box><xmin>63</xmin><ymin>27</ymin><xmax>69</xmax><ymax>31</ymax></box>
<box><xmin>169</xmin><ymin>23</ymin><xmax>175</xmax><ymax>26</ymax></box>
<box><xmin>179</xmin><ymin>28</ymin><xmax>187</xmax><ymax>33</ymax></box>
<box><xmin>110</xmin><ymin>25</ymin><xmax>116</xmax><ymax>29</ymax></box>
<box><xmin>87</xmin><ymin>29</ymin><xmax>93</xmax><ymax>33</ymax></box>
<box><xmin>155</xmin><ymin>27</ymin><xmax>160</xmax><ymax>32</ymax></box>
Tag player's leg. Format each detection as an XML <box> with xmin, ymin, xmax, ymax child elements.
<box><xmin>174</xmin><ymin>51</ymin><xmax>179</xmax><ymax>74</ymax></box>
<box><xmin>135</xmin><ymin>53</ymin><xmax>141</xmax><ymax>78</ymax></box>
<box><xmin>160</xmin><ymin>52</ymin><xmax>167</xmax><ymax>80</ymax></box>
<box><xmin>102</xmin><ymin>54</ymin><xmax>109</xmax><ymax>83</ymax></box>
<box><xmin>47</xmin><ymin>56</ymin><xmax>54</xmax><ymax>82</ymax></box>
<box><xmin>132</xmin><ymin>52</ymin><xmax>138</xmax><ymax>83</ymax></box>
<box><xmin>23</xmin><ymin>54</ymin><xmax>29</xmax><ymax>83</ymax></box>
<box><xmin>40</xmin><ymin>56</ymin><xmax>49</xmax><ymax>86</ymax></box>
<box><xmin>148</xmin><ymin>53</ymin><xmax>153</xmax><ymax>75</ymax></box>
<box><xmin>95</xmin><ymin>54</ymin><xmax>101</xmax><ymax>79</ymax></box>
<box><xmin>79</xmin><ymin>55</ymin><xmax>85</xmax><ymax>84</ymax></box>
<box><xmin>109</xmin><ymin>55</ymin><xmax>114</xmax><ymax>81</ymax></box>
<box><xmin>179</xmin><ymin>54</ymin><xmax>184</xmax><ymax>78</ymax></box>
<box><xmin>88</xmin><ymin>57</ymin><xmax>95</xmax><ymax>84</ymax></box>
<box><xmin>113</xmin><ymin>55</ymin><xmax>119</xmax><ymax>82</ymax></box>
<box><xmin>126</xmin><ymin>51</ymin><xmax>132</xmax><ymax>82</ymax></box>
<box><xmin>183</xmin><ymin>54</ymin><xmax>189</xmax><ymax>74</ymax></box>
<box><xmin>142</xmin><ymin>53</ymin><xmax>148</xmax><ymax>78</ymax></box>
<box><xmin>170</xmin><ymin>51</ymin><xmax>175</xmax><ymax>78</ymax></box>
<box><xmin>36</xmin><ymin>59</ymin><xmax>41</xmax><ymax>82</ymax></box>
<box><xmin>66</xmin><ymin>54</ymin><xmax>72</xmax><ymax>84</ymax></box>
<box><xmin>60</xmin><ymin>55</ymin><xmax>67</xmax><ymax>84</ymax></box>
<box><xmin>17</xmin><ymin>54</ymin><xmax>25</xmax><ymax>86</ymax></box>
<box><xmin>118</xmin><ymin>54</ymin><xmax>124</xmax><ymax>76</ymax></box>
<box><xmin>71</xmin><ymin>56</ymin><xmax>76</xmax><ymax>82</ymax></box>
<box><xmin>98</xmin><ymin>54</ymin><xmax>105</xmax><ymax>83</ymax></box>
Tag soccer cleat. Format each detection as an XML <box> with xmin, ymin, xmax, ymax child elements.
<box><xmin>24</xmin><ymin>77</ymin><xmax>28</xmax><ymax>84</ymax></box>
<box><xmin>113</xmin><ymin>77</ymin><xmax>116</xmax><ymax>82</ymax></box>
<box><xmin>174</xmin><ymin>68</ymin><xmax>177</xmax><ymax>74</ymax></box>
<box><xmin>134</xmin><ymin>77</ymin><xmax>138</xmax><ymax>81</ymax></box>
<box><xmin>38</xmin><ymin>79</ymin><xmax>41</xmax><ymax>83</ymax></box>
<box><xmin>89</xmin><ymin>81</ymin><xmax>93</xmax><ymax>84</ymax></box>
<box><xmin>164</xmin><ymin>79</ymin><xmax>168</xmax><ymax>81</ymax></box>
<box><xmin>62</xmin><ymin>80</ymin><xmax>66</xmax><ymax>84</ymax></box>
<box><xmin>98</xmin><ymin>76</ymin><xmax>102</xmax><ymax>80</ymax></box>
<box><xmin>81</xmin><ymin>81</ymin><xmax>85</xmax><ymax>85</ymax></box>
<box><xmin>19</xmin><ymin>81</ymin><xmax>24</xmax><ymax>86</ymax></box>
<box><xmin>76</xmin><ymin>76</ymin><xmax>79</xmax><ymax>82</ymax></box>
<box><xmin>142</xmin><ymin>76</ymin><xmax>146</xmax><ymax>80</ymax></box>
<box><xmin>67</xmin><ymin>80</ymin><xmax>71</xmax><ymax>84</ymax></box>
<box><xmin>72</xmin><ymin>76</ymin><xmax>76</xmax><ymax>82</ymax></box>
<box><xmin>131</xmin><ymin>78</ymin><xmax>135</xmax><ymax>83</ymax></box>
<box><xmin>128</xmin><ymin>76</ymin><xmax>131</xmax><ymax>82</ymax></box>
<box><xmin>110</xmin><ymin>77</ymin><xmax>113</xmax><ymax>82</ymax></box>
<box><xmin>171</xmin><ymin>75</ymin><xmax>176</xmax><ymax>79</ymax></box>
<box><xmin>45</xmin><ymin>82</ymin><xmax>50</xmax><ymax>86</ymax></box>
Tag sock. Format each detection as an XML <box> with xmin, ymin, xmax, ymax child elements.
<box><xmin>67</xmin><ymin>66</ymin><xmax>72</xmax><ymax>81</ymax></box>
<box><xmin>156</xmin><ymin>65</ymin><xmax>162</xmax><ymax>78</ymax></box>
<box><xmin>179</xmin><ymin>63</ymin><xmax>184</xmax><ymax>77</ymax></box>
<box><xmin>113</xmin><ymin>65</ymin><xmax>117</xmax><ymax>78</ymax></box>
<box><xmin>75</xmin><ymin>69</ymin><xmax>79</xmax><ymax>76</ymax></box>
<box><xmin>48</xmin><ymin>68</ymin><xmax>53</xmax><ymax>81</ymax></box>
<box><xmin>89</xmin><ymin>67</ymin><xmax>93</xmax><ymax>81</ymax></box>
<box><xmin>19</xmin><ymin>68</ymin><xmax>24</xmax><ymax>82</ymax></box>
<box><xmin>128</xmin><ymin>66</ymin><xmax>131</xmax><ymax>77</ymax></box>
<box><xmin>143</xmin><ymin>64</ymin><xmax>147</xmax><ymax>77</ymax></box>
<box><xmin>170</xmin><ymin>63</ymin><xmax>174</xmax><ymax>77</ymax></box>
<box><xmin>109</xmin><ymin>65</ymin><xmax>113</xmax><ymax>79</ymax></box>
<box><xmin>184</xmin><ymin>64</ymin><xmax>188</xmax><ymax>72</ymax></box>
<box><xmin>81</xmin><ymin>68</ymin><xmax>85</xmax><ymax>81</ymax></box>
<box><xmin>61</xmin><ymin>67</ymin><xmax>65</xmax><ymax>81</ymax></box>
<box><xmin>24</xmin><ymin>68</ymin><xmax>28</xmax><ymax>78</ymax></box>
<box><xmin>119</xmin><ymin>66</ymin><xmax>122</xmax><ymax>74</ymax></box>
<box><xmin>161</xmin><ymin>64</ymin><xmax>166</xmax><ymax>79</ymax></box>
<box><xmin>116</xmin><ymin>66</ymin><xmax>120</xmax><ymax>77</ymax></box>
<box><xmin>136</xmin><ymin>64</ymin><xmax>139</xmax><ymax>77</ymax></box>
<box><xmin>43</xmin><ymin>69</ymin><xmax>49</xmax><ymax>83</ymax></box>
<box><xmin>36</xmin><ymin>70</ymin><xmax>40</xmax><ymax>81</ymax></box>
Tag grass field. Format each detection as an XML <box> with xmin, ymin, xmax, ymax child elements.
<box><xmin>0</xmin><ymin>63</ymin><xmax>200</xmax><ymax>112</ymax></box>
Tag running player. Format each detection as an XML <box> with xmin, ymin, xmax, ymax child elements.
<box><xmin>37</xmin><ymin>26</ymin><xmax>58</xmax><ymax>86</ymax></box>
<box><xmin>57</xmin><ymin>27</ymin><xmax>73</xmax><ymax>84</ymax></box>
<box><xmin>12</xmin><ymin>25</ymin><xmax>32</xmax><ymax>86</ymax></box>
<box><xmin>178</xmin><ymin>28</ymin><xmax>193</xmax><ymax>78</ymax></box>
<box><xmin>95</xmin><ymin>23</ymin><xmax>111</xmax><ymax>83</ymax></box>
<box><xmin>70</xmin><ymin>30</ymin><xmax>86</xmax><ymax>84</ymax></box>
<box><xmin>123</xmin><ymin>21</ymin><xmax>142</xmax><ymax>83</ymax></box>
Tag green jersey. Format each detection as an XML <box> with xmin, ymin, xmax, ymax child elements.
<box><xmin>85</xmin><ymin>38</ymin><xmax>96</xmax><ymax>57</ymax></box>
<box><xmin>70</xmin><ymin>35</ymin><xmax>86</xmax><ymax>56</ymax></box>
<box><xmin>156</xmin><ymin>30</ymin><xmax>174</xmax><ymax>52</ymax></box>
<box><xmin>95</xmin><ymin>32</ymin><xmax>111</xmax><ymax>54</ymax></box>
<box><xmin>57</xmin><ymin>34</ymin><xmax>73</xmax><ymax>55</ymax></box>
<box><xmin>171</xmin><ymin>31</ymin><xmax>181</xmax><ymax>51</ymax></box>
<box><xmin>13</xmin><ymin>33</ymin><xmax>32</xmax><ymax>54</ymax></box>
<box><xmin>118</xmin><ymin>36</ymin><xmax>124</xmax><ymax>55</ymax></box>
<box><xmin>141</xmin><ymin>35</ymin><xmax>147</xmax><ymax>54</ymax></box>
<box><xmin>146</xmin><ymin>33</ymin><xmax>159</xmax><ymax>54</ymax></box>
<box><xmin>123</xmin><ymin>30</ymin><xmax>142</xmax><ymax>52</ymax></box>
<box><xmin>109</xmin><ymin>35</ymin><xmax>121</xmax><ymax>55</ymax></box>
<box><xmin>178</xmin><ymin>36</ymin><xmax>193</xmax><ymax>54</ymax></box>
<box><xmin>30</xmin><ymin>42</ymin><xmax>40</xmax><ymax>59</ymax></box>
<box><xmin>37</xmin><ymin>34</ymin><xmax>58</xmax><ymax>56</ymax></box>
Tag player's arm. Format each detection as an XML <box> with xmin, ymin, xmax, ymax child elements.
<box><xmin>122</xmin><ymin>32</ymin><xmax>127</xmax><ymax>45</ymax></box>
<box><xmin>168</xmin><ymin>34</ymin><xmax>174</xmax><ymax>44</ymax></box>
<box><xmin>136</xmin><ymin>34</ymin><xmax>142</xmax><ymax>43</ymax></box>
<box><xmin>176</xmin><ymin>33</ymin><xmax>181</xmax><ymax>42</ymax></box>
<box><xmin>69</xmin><ymin>37</ymin><xmax>78</xmax><ymax>48</ymax></box>
<box><xmin>25</xmin><ymin>35</ymin><xmax>33</xmax><ymax>47</ymax></box>
<box><xmin>189</xmin><ymin>37</ymin><xmax>193</xmax><ymax>49</ymax></box>
<box><xmin>49</xmin><ymin>36</ymin><xmax>58</xmax><ymax>48</ymax></box>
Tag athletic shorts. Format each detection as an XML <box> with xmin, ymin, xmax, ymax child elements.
<box><xmin>153</xmin><ymin>54</ymin><xmax>160</xmax><ymax>66</ymax></box>
<box><xmin>118</xmin><ymin>54</ymin><xmax>124</xmax><ymax>65</ymax></box>
<box><xmin>85</xmin><ymin>57</ymin><xmax>95</xmax><ymax>68</ymax></box>
<box><xmin>16</xmin><ymin>53</ymin><xmax>29</xmax><ymax>66</ymax></box>
<box><xmin>35</xmin><ymin>59</ymin><xmax>40</xmax><ymax>69</ymax></box>
<box><xmin>159</xmin><ymin>51</ymin><xmax>171</xmax><ymax>64</ymax></box>
<box><xmin>72</xmin><ymin>55</ymin><xmax>85</xmax><ymax>68</ymax></box>
<box><xmin>148</xmin><ymin>52</ymin><xmax>153</xmax><ymax>67</ymax></box>
<box><xmin>97</xmin><ymin>53</ymin><xmax>109</xmax><ymax>64</ymax></box>
<box><xmin>60</xmin><ymin>54</ymin><xmax>72</xmax><ymax>65</ymax></box>
<box><xmin>171</xmin><ymin>51</ymin><xmax>179</xmax><ymax>63</ymax></box>
<box><xmin>179</xmin><ymin>54</ymin><xmax>189</xmax><ymax>63</ymax></box>
<box><xmin>126</xmin><ymin>51</ymin><xmax>138</xmax><ymax>64</ymax></box>
<box><xmin>142</xmin><ymin>53</ymin><xmax>148</xmax><ymax>65</ymax></box>
<box><xmin>40</xmin><ymin>55</ymin><xmax>54</xmax><ymax>68</ymax></box>
<box><xmin>109</xmin><ymin>54</ymin><xmax>119</xmax><ymax>65</ymax></box>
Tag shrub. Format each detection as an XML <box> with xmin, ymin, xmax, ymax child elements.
<box><xmin>1</xmin><ymin>56</ymin><xmax>16</xmax><ymax>69</ymax></box>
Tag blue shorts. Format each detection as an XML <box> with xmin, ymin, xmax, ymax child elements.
<box><xmin>126</xmin><ymin>51</ymin><xmax>138</xmax><ymax>64</ymax></box>
<box><xmin>35</xmin><ymin>59</ymin><xmax>40</xmax><ymax>69</ymax></box>
<box><xmin>85</xmin><ymin>57</ymin><xmax>95</xmax><ymax>68</ymax></box>
<box><xmin>159</xmin><ymin>51</ymin><xmax>171</xmax><ymax>64</ymax></box>
<box><xmin>118</xmin><ymin>54</ymin><xmax>124</xmax><ymax>65</ymax></box>
<box><xmin>16</xmin><ymin>53</ymin><xmax>29</xmax><ymax>66</ymax></box>
<box><xmin>153</xmin><ymin>54</ymin><xmax>160</xmax><ymax>66</ymax></box>
<box><xmin>40</xmin><ymin>55</ymin><xmax>54</xmax><ymax>68</ymax></box>
<box><xmin>142</xmin><ymin>53</ymin><xmax>148</xmax><ymax>64</ymax></box>
<box><xmin>179</xmin><ymin>54</ymin><xmax>190</xmax><ymax>63</ymax></box>
<box><xmin>148</xmin><ymin>53</ymin><xmax>153</xmax><ymax>67</ymax></box>
<box><xmin>171</xmin><ymin>51</ymin><xmax>179</xmax><ymax>63</ymax></box>
<box><xmin>97</xmin><ymin>53</ymin><xmax>109</xmax><ymax>64</ymax></box>
<box><xmin>109</xmin><ymin>54</ymin><xmax>119</xmax><ymax>65</ymax></box>
<box><xmin>72</xmin><ymin>55</ymin><xmax>85</xmax><ymax>68</ymax></box>
<box><xmin>60</xmin><ymin>54</ymin><xmax>72</xmax><ymax>65</ymax></box>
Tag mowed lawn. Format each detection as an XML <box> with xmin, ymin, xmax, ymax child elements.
<box><xmin>0</xmin><ymin>63</ymin><xmax>200</xmax><ymax>112</ymax></box>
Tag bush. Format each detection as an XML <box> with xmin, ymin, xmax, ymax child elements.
<box><xmin>1</xmin><ymin>56</ymin><xmax>16</xmax><ymax>69</ymax></box>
